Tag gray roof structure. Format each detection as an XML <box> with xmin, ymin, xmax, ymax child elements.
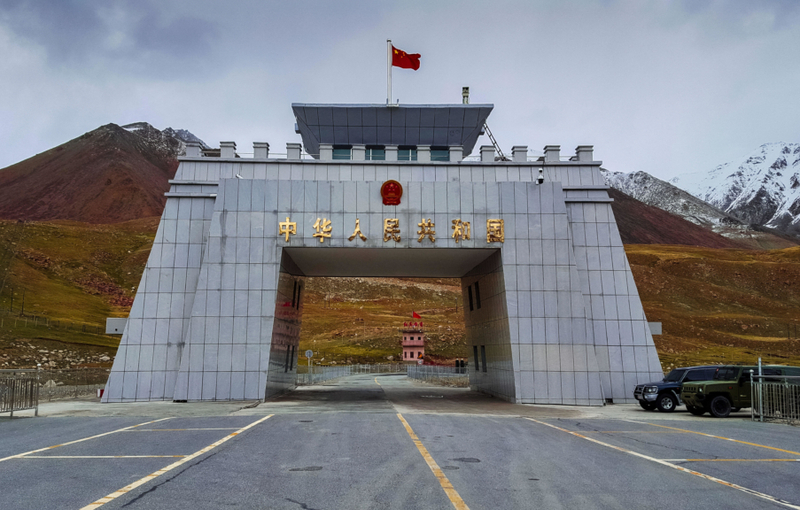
<box><xmin>292</xmin><ymin>103</ymin><xmax>493</xmax><ymax>158</ymax></box>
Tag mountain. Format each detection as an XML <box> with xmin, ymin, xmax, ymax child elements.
<box><xmin>670</xmin><ymin>143</ymin><xmax>800</xmax><ymax>235</ymax></box>
<box><xmin>603</xmin><ymin>169</ymin><xmax>797</xmax><ymax>249</ymax></box>
<box><xmin>0</xmin><ymin>123</ymin><xmax>205</xmax><ymax>224</ymax></box>
<box><xmin>607</xmin><ymin>188</ymin><xmax>745</xmax><ymax>248</ymax></box>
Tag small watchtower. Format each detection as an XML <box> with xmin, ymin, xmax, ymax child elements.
<box><xmin>401</xmin><ymin>320</ymin><xmax>426</xmax><ymax>362</ymax></box>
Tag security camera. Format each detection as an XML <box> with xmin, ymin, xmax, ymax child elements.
<box><xmin>537</xmin><ymin>169</ymin><xmax>544</xmax><ymax>184</ymax></box>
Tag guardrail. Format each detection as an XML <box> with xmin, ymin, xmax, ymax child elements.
<box><xmin>407</xmin><ymin>365</ymin><xmax>470</xmax><ymax>387</ymax></box>
<box><xmin>751</xmin><ymin>375</ymin><xmax>800</xmax><ymax>425</ymax></box>
<box><xmin>38</xmin><ymin>368</ymin><xmax>109</xmax><ymax>401</ymax></box>
<box><xmin>295</xmin><ymin>363</ymin><xmax>409</xmax><ymax>385</ymax></box>
<box><xmin>1</xmin><ymin>368</ymin><xmax>40</xmax><ymax>417</ymax></box>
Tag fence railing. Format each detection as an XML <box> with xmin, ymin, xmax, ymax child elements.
<box><xmin>1</xmin><ymin>369</ymin><xmax>40</xmax><ymax>417</ymax></box>
<box><xmin>407</xmin><ymin>365</ymin><xmax>470</xmax><ymax>387</ymax></box>
<box><xmin>751</xmin><ymin>375</ymin><xmax>800</xmax><ymax>425</ymax></box>
<box><xmin>38</xmin><ymin>368</ymin><xmax>109</xmax><ymax>401</ymax></box>
<box><xmin>295</xmin><ymin>363</ymin><xmax>408</xmax><ymax>385</ymax></box>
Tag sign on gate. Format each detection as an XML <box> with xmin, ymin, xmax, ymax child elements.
<box><xmin>305</xmin><ymin>350</ymin><xmax>313</xmax><ymax>358</ymax></box>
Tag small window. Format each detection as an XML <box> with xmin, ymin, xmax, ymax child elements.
<box><xmin>480</xmin><ymin>345</ymin><xmax>487</xmax><ymax>373</ymax></box>
<box><xmin>398</xmin><ymin>146</ymin><xmax>417</xmax><ymax>161</ymax></box>
<box><xmin>332</xmin><ymin>146</ymin><xmax>351</xmax><ymax>160</ymax></box>
<box><xmin>296</xmin><ymin>285</ymin><xmax>302</xmax><ymax>309</ymax></box>
<box><xmin>468</xmin><ymin>286</ymin><xmax>474</xmax><ymax>311</ymax></box>
<box><xmin>430</xmin><ymin>147</ymin><xmax>450</xmax><ymax>162</ymax></box>
<box><xmin>475</xmin><ymin>281</ymin><xmax>481</xmax><ymax>309</ymax></box>
<box><xmin>473</xmin><ymin>345</ymin><xmax>479</xmax><ymax>370</ymax></box>
<box><xmin>366</xmin><ymin>146</ymin><xmax>385</xmax><ymax>161</ymax></box>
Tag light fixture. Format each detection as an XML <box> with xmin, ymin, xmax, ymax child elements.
<box><xmin>536</xmin><ymin>169</ymin><xmax>544</xmax><ymax>184</ymax></box>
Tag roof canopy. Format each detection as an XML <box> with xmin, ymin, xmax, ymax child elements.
<box><xmin>292</xmin><ymin>103</ymin><xmax>493</xmax><ymax>158</ymax></box>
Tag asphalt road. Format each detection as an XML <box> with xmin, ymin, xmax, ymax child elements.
<box><xmin>1</xmin><ymin>374</ymin><xmax>799</xmax><ymax>510</ymax></box>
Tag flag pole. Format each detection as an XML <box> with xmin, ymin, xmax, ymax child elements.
<box><xmin>387</xmin><ymin>39</ymin><xmax>392</xmax><ymax>105</ymax></box>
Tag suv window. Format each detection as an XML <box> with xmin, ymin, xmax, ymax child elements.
<box><xmin>663</xmin><ymin>369</ymin><xmax>686</xmax><ymax>382</ymax></box>
<box><xmin>714</xmin><ymin>367</ymin><xmax>739</xmax><ymax>381</ymax></box>
<box><xmin>685</xmin><ymin>369</ymin><xmax>714</xmax><ymax>382</ymax></box>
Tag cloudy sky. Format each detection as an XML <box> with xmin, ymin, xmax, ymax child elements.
<box><xmin>1</xmin><ymin>0</ymin><xmax>798</xmax><ymax>179</ymax></box>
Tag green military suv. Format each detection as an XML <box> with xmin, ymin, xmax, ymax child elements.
<box><xmin>681</xmin><ymin>364</ymin><xmax>800</xmax><ymax>418</ymax></box>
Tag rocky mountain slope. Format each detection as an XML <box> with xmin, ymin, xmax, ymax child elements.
<box><xmin>0</xmin><ymin>123</ymin><xmax>205</xmax><ymax>224</ymax></box>
<box><xmin>670</xmin><ymin>142</ymin><xmax>800</xmax><ymax>234</ymax></box>
<box><xmin>603</xmin><ymin>169</ymin><xmax>797</xmax><ymax>249</ymax></box>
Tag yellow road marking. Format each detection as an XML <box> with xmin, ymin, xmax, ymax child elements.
<box><xmin>0</xmin><ymin>418</ymin><xmax>172</xmax><ymax>463</ymax></box>
<box><xmin>80</xmin><ymin>414</ymin><xmax>273</xmax><ymax>510</ymax></box>
<box><xmin>397</xmin><ymin>413</ymin><xmax>469</xmax><ymax>510</ymax></box>
<box><xmin>374</xmin><ymin>377</ymin><xmax>381</xmax><ymax>386</ymax></box>
<box><xmin>628</xmin><ymin>420</ymin><xmax>800</xmax><ymax>456</ymax></box>
<box><xmin>526</xmin><ymin>418</ymin><xmax>800</xmax><ymax>510</ymax></box>
<box><xmin>22</xmin><ymin>455</ymin><xmax>187</xmax><ymax>459</ymax></box>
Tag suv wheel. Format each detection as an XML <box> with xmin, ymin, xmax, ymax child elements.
<box><xmin>687</xmin><ymin>405</ymin><xmax>705</xmax><ymax>416</ymax></box>
<box><xmin>639</xmin><ymin>401</ymin><xmax>657</xmax><ymax>411</ymax></box>
<box><xmin>656</xmin><ymin>393</ymin><xmax>677</xmax><ymax>412</ymax></box>
<box><xmin>709</xmin><ymin>396</ymin><xmax>732</xmax><ymax>418</ymax></box>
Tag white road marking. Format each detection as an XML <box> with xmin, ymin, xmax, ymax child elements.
<box><xmin>79</xmin><ymin>414</ymin><xmax>274</xmax><ymax>509</ymax></box>
<box><xmin>526</xmin><ymin>418</ymin><xmax>800</xmax><ymax>510</ymax></box>
<box><xmin>0</xmin><ymin>418</ymin><xmax>172</xmax><ymax>463</ymax></box>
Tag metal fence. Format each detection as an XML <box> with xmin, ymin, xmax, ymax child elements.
<box><xmin>0</xmin><ymin>369</ymin><xmax>40</xmax><ymax>417</ymax></box>
<box><xmin>296</xmin><ymin>363</ymin><xmax>408</xmax><ymax>385</ymax></box>
<box><xmin>751</xmin><ymin>375</ymin><xmax>800</xmax><ymax>425</ymax></box>
<box><xmin>407</xmin><ymin>365</ymin><xmax>470</xmax><ymax>387</ymax></box>
<box><xmin>38</xmin><ymin>368</ymin><xmax>109</xmax><ymax>401</ymax></box>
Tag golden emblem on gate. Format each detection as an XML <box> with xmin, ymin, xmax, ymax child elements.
<box><xmin>380</xmin><ymin>180</ymin><xmax>403</xmax><ymax>206</ymax></box>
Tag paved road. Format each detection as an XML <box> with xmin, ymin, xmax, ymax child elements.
<box><xmin>1</xmin><ymin>374</ymin><xmax>799</xmax><ymax>509</ymax></box>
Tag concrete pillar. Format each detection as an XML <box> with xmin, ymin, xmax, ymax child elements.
<box><xmin>449</xmin><ymin>146</ymin><xmax>463</xmax><ymax>162</ymax></box>
<box><xmin>480</xmin><ymin>145</ymin><xmax>495</xmax><ymax>162</ymax></box>
<box><xmin>385</xmin><ymin>145</ymin><xmax>398</xmax><ymax>162</ymax></box>
<box><xmin>352</xmin><ymin>145</ymin><xmax>366</xmax><ymax>161</ymax></box>
<box><xmin>576</xmin><ymin>145</ymin><xmax>594</xmax><ymax>162</ymax></box>
<box><xmin>417</xmin><ymin>145</ymin><xmax>431</xmax><ymax>162</ymax></box>
<box><xmin>185</xmin><ymin>141</ymin><xmax>202</xmax><ymax>158</ymax></box>
<box><xmin>253</xmin><ymin>142</ymin><xmax>270</xmax><ymax>159</ymax></box>
<box><xmin>512</xmin><ymin>146</ymin><xmax>528</xmax><ymax>162</ymax></box>
<box><xmin>319</xmin><ymin>143</ymin><xmax>333</xmax><ymax>161</ymax></box>
<box><xmin>287</xmin><ymin>143</ymin><xmax>302</xmax><ymax>160</ymax></box>
<box><xmin>220</xmin><ymin>141</ymin><xmax>236</xmax><ymax>159</ymax></box>
<box><xmin>544</xmin><ymin>145</ymin><xmax>561</xmax><ymax>162</ymax></box>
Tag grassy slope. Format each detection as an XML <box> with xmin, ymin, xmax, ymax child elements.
<box><xmin>0</xmin><ymin>219</ymin><xmax>156</xmax><ymax>350</ymax></box>
<box><xmin>627</xmin><ymin>245</ymin><xmax>800</xmax><ymax>370</ymax></box>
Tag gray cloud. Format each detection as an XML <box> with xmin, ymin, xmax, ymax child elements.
<box><xmin>0</xmin><ymin>0</ymin><xmax>799</xmax><ymax>179</ymax></box>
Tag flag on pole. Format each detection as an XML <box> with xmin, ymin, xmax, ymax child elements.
<box><xmin>412</xmin><ymin>311</ymin><xmax>421</xmax><ymax>319</ymax></box>
<box><xmin>392</xmin><ymin>45</ymin><xmax>421</xmax><ymax>70</ymax></box>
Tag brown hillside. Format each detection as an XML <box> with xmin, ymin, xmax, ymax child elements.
<box><xmin>608</xmin><ymin>188</ymin><xmax>746</xmax><ymax>248</ymax></box>
<box><xmin>0</xmin><ymin>124</ymin><xmax>178</xmax><ymax>224</ymax></box>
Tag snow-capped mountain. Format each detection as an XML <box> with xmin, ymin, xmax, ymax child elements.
<box><xmin>601</xmin><ymin>169</ymin><xmax>744</xmax><ymax>231</ymax></box>
<box><xmin>122</xmin><ymin>122</ymin><xmax>209</xmax><ymax>156</ymax></box>
<box><xmin>670</xmin><ymin>143</ymin><xmax>800</xmax><ymax>234</ymax></box>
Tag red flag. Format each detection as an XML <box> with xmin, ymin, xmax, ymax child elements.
<box><xmin>392</xmin><ymin>45</ymin><xmax>421</xmax><ymax>70</ymax></box>
<box><xmin>412</xmin><ymin>311</ymin><xmax>421</xmax><ymax>319</ymax></box>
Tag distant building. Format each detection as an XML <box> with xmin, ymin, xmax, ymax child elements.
<box><xmin>401</xmin><ymin>321</ymin><xmax>426</xmax><ymax>362</ymax></box>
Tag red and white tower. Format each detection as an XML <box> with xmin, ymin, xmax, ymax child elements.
<box><xmin>401</xmin><ymin>313</ymin><xmax>426</xmax><ymax>362</ymax></box>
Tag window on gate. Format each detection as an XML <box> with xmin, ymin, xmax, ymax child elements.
<box><xmin>480</xmin><ymin>345</ymin><xmax>487</xmax><ymax>373</ymax></box>
<box><xmin>473</xmin><ymin>345</ymin><xmax>479</xmax><ymax>370</ymax></box>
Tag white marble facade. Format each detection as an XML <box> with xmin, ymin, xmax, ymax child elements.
<box><xmin>103</xmin><ymin>149</ymin><xmax>663</xmax><ymax>405</ymax></box>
